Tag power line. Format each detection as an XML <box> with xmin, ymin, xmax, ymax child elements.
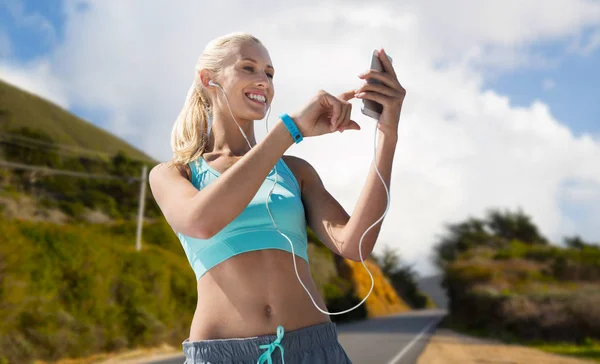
<box><xmin>0</xmin><ymin>132</ymin><xmax>115</xmax><ymax>157</ymax></box>
<box><xmin>0</xmin><ymin>158</ymin><xmax>150</xmax><ymax>251</ymax></box>
<box><xmin>0</xmin><ymin>131</ymin><xmax>154</xmax><ymax>163</ymax></box>
<box><xmin>0</xmin><ymin>159</ymin><xmax>141</xmax><ymax>181</ymax></box>
<box><xmin>0</xmin><ymin>138</ymin><xmax>109</xmax><ymax>159</ymax></box>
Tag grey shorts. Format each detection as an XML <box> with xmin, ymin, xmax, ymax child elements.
<box><xmin>181</xmin><ymin>321</ymin><xmax>352</xmax><ymax>363</ymax></box>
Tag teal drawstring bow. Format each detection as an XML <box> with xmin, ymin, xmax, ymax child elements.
<box><xmin>257</xmin><ymin>325</ymin><xmax>285</xmax><ymax>364</ymax></box>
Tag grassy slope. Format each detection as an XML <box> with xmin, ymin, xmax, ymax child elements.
<box><xmin>0</xmin><ymin>79</ymin><xmax>155</xmax><ymax>163</ymax></box>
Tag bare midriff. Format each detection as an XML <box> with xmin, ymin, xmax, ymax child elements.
<box><xmin>187</xmin><ymin>248</ymin><xmax>331</xmax><ymax>341</ymax></box>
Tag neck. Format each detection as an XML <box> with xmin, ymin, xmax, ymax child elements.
<box><xmin>206</xmin><ymin>108</ymin><xmax>257</xmax><ymax>157</ymax></box>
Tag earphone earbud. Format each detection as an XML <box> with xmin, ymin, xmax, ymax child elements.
<box><xmin>208</xmin><ymin>80</ymin><xmax>218</xmax><ymax>87</ymax></box>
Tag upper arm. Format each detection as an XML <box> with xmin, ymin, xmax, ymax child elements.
<box><xmin>148</xmin><ymin>162</ymin><xmax>206</xmax><ymax>238</ymax></box>
<box><xmin>284</xmin><ymin>156</ymin><xmax>352</xmax><ymax>259</ymax></box>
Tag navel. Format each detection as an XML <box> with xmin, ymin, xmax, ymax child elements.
<box><xmin>264</xmin><ymin>304</ymin><xmax>272</xmax><ymax>317</ymax></box>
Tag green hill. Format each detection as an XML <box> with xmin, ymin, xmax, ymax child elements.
<box><xmin>0</xmin><ymin>79</ymin><xmax>155</xmax><ymax>163</ymax></box>
<box><xmin>0</xmin><ymin>78</ymin><xmax>161</xmax><ymax>223</ymax></box>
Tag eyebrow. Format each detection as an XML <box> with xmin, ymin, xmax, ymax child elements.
<box><xmin>241</xmin><ymin>57</ymin><xmax>275</xmax><ymax>71</ymax></box>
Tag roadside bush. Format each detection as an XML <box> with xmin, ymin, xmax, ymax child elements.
<box><xmin>0</xmin><ymin>218</ymin><xmax>196</xmax><ymax>364</ymax></box>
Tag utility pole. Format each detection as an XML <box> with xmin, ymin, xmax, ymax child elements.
<box><xmin>136</xmin><ymin>165</ymin><xmax>148</xmax><ymax>251</ymax></box>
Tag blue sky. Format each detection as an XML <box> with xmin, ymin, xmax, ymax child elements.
<box><xmin>0</xmin><ymin>0</ymin><xmax>66</xmax><ymax>59</ymax></box>
<box><xmin>2</xmin><ymin>1</ymin><xmax>598</xmax><ymax>140</ymax></box>
<box><xmin>483</xmin><ymin>27</ymin><xmax>600</xmax><ymax>139</ymax></box>
<box><xmin>1</xmin><ymin>0</ymin><xmax>599</xmax><ymax>275</ymax></box>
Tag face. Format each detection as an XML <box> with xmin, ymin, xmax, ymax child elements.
<box><xmin>211</xmin><ymin>42</ymin><xmax>275</xmax><ymax>121</ymax></box>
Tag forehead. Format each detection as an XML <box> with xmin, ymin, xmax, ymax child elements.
<box><xmin>228</xmin><ymin>42</ymin><xmax>273</xmax><ymax>68</ymax></box>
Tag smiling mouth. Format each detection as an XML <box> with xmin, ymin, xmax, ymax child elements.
<box><xmin>245</xmin><ymin>93</ymin><xmax>267</xmax><ymax>105</ymax></box>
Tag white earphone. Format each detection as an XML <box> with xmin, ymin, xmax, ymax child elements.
<box><xmin>205</xmin><ymin>78</ymin><xmax>388</xmax><ymax>316</ymax></box>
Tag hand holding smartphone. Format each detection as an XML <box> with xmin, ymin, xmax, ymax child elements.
<box><xmin>361</xmin><ymin>49</ymin><xmax>393</xmax><ymax>120</ymax></box>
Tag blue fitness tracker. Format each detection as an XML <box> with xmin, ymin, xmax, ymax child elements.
<box><xmin>280</xmin><ymin>113</ymin><xmax>303</xmax><ymax>144</ymax></box>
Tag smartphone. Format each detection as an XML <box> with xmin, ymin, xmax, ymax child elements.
<box><xmin>361</xmin><ymin>49</ymin><xmax>393</xmax><ymax>120</ymax></box>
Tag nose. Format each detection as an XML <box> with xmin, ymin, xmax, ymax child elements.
<box><xmin>255</xmin><ymin>72</ymin><xmax>271</xmax><ymax>88</ymax></box>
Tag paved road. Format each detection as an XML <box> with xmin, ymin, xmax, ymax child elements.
<box><xmin>143</xmin><ymin>309</ymin><xmax>446</xmax><ymax>364</ymax></box>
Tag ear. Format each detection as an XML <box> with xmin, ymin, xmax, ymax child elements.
<box><xmin>199</xmin><ymin>69</ymin><xmax>214</xmax><ymax>88</ymax></box>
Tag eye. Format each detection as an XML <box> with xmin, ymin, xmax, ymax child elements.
<box><xmin>244</xmin><ymin>66</ymin><xmax>274</xmax><ymax>79</ymax></box>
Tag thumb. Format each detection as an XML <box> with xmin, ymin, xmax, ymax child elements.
<box><xmin>337</xmin><ymin>89</ymin><xmax>356</xmax><ymax>102</ymax></box>
<box><xmin>345</xmin><ymin>120</ymin><xmax>361</xmax><ymax>131</ymax></box>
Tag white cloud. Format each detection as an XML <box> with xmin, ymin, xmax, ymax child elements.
<box><xmin>568</xmin><ymin>29</ymin><xmax>600</xmax><ymax>56</ymax></box>
<box><xmin>581</xmin><ymin>30</ymin><xmax>600</xmax><ymax>55</ymax></box>
<box><xmin>0</xmin><ymin>59</ymin><xmax>69</xmax><ymax>108</ymax></box>
<box><xmin>3</xmin><ymin>0</ymin><xmax>600</xmax><ymax>276</ymax></box>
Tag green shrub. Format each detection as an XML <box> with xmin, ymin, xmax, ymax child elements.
<box><xmin>0</xmin><ymin>217</ymin><xmax>196</xmax><ymax>363</ymax></box>
<box><xmin>525</xmin><ymin>245</ymin><xmax>562</xmax><ymax>263</ymax></box>
<box><xmin>494</xmin><ymin>240</ymin><xmax>529</xmax><ymax>260</ymax></box>
<box><xmin>58</xmin><ymin>200</ymin><xmax>85</xmax><ymax>218</ymax></box>
<box><xmin>38</xmin><ymin>197</ymin><xmax>58</xmax><ymax>209</ymax></box>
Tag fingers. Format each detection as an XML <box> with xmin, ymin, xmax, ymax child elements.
<box><xmin>325</xmin><ymin>94</ymin><xmax>350</xmax><ymax>132</ymax></box>
<box><xmin>355</xmin><ymin>51</ymin><xmax>406</xmax><ymax>117</ymax></box>
<box><xmin>378</xmin><ymin>49</ymin><xmax>397</xmax><ymax>79</ymax></box>
<box><xmin>335</xmin><ymin>90</ymin><xmax>357</xmax><ymax>132</ymax></box>
<box><xmin>337</xmin><ymin>89</ymin><xmax>357</xmax><ymax>102</ymax></box>
<box><xmin>358</xmin><ymin>69</ymin><xmax>398</xmax><ymax>89</ymax></box>
<box><xmin>333</xmin><ymin>101</ymin><xmax>351</xmax><ymax>132</ymax></box>
<box><xmin>336</xmin><ymin>104</ymin><xmax>351</xmax><ymax>132</ymax></box>
<box><xmin>355</xmin><ymin>91</ymin><xmax>392</xmax><ymax>108</ymax></box>
<box><xmin>355</xmin><ymin>82</ymin><xmax>402</xmax><ymax>98</ymax></box>
<box><xmin>346</xmin><ymin>120</ymin><xmax>361</xmax><ymax>130</ymax></box>
<box><xmin>335</xmin><ymin>100</ymin><xmax>360</xmax><ymax>133</ymax></box>
<box><xmin>326</xmin><ymin>93</ymin><xmax>343</xmax><ymax>132</ymax></box>
<box><xmin>338</xmin><ymin>118</ymin><xmax>361</xmax><ymax>132</ymax></box>
<box><xmin>320</xmin><ymin>91</ymin><xmax>358</xmax><ymax>134</ymax></box>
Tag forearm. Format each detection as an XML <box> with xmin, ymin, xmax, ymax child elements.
<box><xmin>190</xmin><ymin>120</ymin><xmax>294</xmax><ymax>237</ymax></box>
<box><xmin>341</xmin><ymin>128</ymin><xmax>397</xmax><ymax>261</ymax></box>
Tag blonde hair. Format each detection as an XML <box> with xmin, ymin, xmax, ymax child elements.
<box><xmin>168</xmin><ymin>32</ymin><xmax>263</xmax><ymax>168</ymax></box>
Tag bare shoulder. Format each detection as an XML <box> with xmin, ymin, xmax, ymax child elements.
<box><xmin>281</xmin><ymin>155</ymin><xmax>322</xmax><ymax>193</ymax></box>
<box><xmin>150</xmin><ymin>161</ymin><xmax>191</xmax><ymax>181</ymax></box>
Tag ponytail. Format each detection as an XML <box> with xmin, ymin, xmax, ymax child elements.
<box><xmin>168</xmin><ymin>80</ymin><xmax>211</xmax><ymax>168</ymax></box>
<box><xmin>167</xmin><ymin>32</ymin><xmax>264</xmax><ymax>169</ymax></box>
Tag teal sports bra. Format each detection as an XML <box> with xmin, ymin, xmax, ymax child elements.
<box><xmin>177</xmin><ymin>156</ymin><xmax>310</xmax><ymax>280</ymax></box>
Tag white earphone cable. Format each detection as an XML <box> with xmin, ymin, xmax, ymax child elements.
<box><xmin>212</xmin><ymin>82</ymin><xmax>390</xmax><ymax>315</ymax></box>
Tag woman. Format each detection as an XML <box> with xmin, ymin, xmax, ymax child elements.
<box><xmin>149</xmin><ymin>32</ymin><xmax>405</xmax><ymax>364</ymax></box>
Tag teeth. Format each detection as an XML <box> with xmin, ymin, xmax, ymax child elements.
<box><xmin>246</xmin><ymin>93</ymin><xmax>266</xmax><ymax>103</ymax></box>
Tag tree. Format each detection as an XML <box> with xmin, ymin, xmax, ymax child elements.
<box><xmin>432</xmin><ymin>207</ymin><xmax>549</xmax><ymax>269</ymax></box>
<box><xmin>372</xmin><ymin>243</ymin><xmax>400</xmax><ymax>277</ymax></box>
<box><xmin>372</xmin><ymin>243</ymin><xmax>428</xmax><ymax>309</ymax></box>
<box><xmin>563</xmin><ymin>235</ymin><xmax>600</xmax><ymax>250</ymax></box>
<box><xmin>486</xmin><ymin>208</ymin><xmax>548</xmax><ymax>245</ymax></box>
<box><xmin>432</xmin><ymin>217</ymin><xmax>492</xmax><ymax>269</ymax></box>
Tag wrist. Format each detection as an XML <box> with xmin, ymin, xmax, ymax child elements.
<box><xmin>272</xmin><ymin>119</ymin><xmax>295</xmax><ymax>148</ymax></box>
<box><xmin>280</xmin><ymin>113</ymin><xmax>304</xmax><ymax>143</ymax></box>
<box><xmin>287</xmin><ymin>112</ymin><xmax>308</xmax><ymax>137</ymax></box>
<box><xmin>377</xmin><ymin>123</ymin><xmax>399</xmax><ymax>139</ymax></box>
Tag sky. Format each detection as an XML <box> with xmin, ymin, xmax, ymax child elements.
<box><xmin>1</xmin><ymin>0</ymin><xmax>599</xmax><ymax>277</ymax></box>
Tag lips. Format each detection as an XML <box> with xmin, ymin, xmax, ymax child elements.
<box><xmin>244</xmin><ymin>91</ymin><xmax>267</xmax><ymax>104</ymax></box>
<box><xmin>245</xmin><ymin>95</ymin><xmax>267</xmax><ymax>108</ymax></box>
<box><xmin>246</xmin><ymin>97</ymin><xmax>265</xmax><ymax>106</ymax></box>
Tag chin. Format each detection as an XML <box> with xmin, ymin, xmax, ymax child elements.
<box><xmin>243</xmin><ymin>107</ymin><xmax>268</xmax><ymax>121</ymax></box>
